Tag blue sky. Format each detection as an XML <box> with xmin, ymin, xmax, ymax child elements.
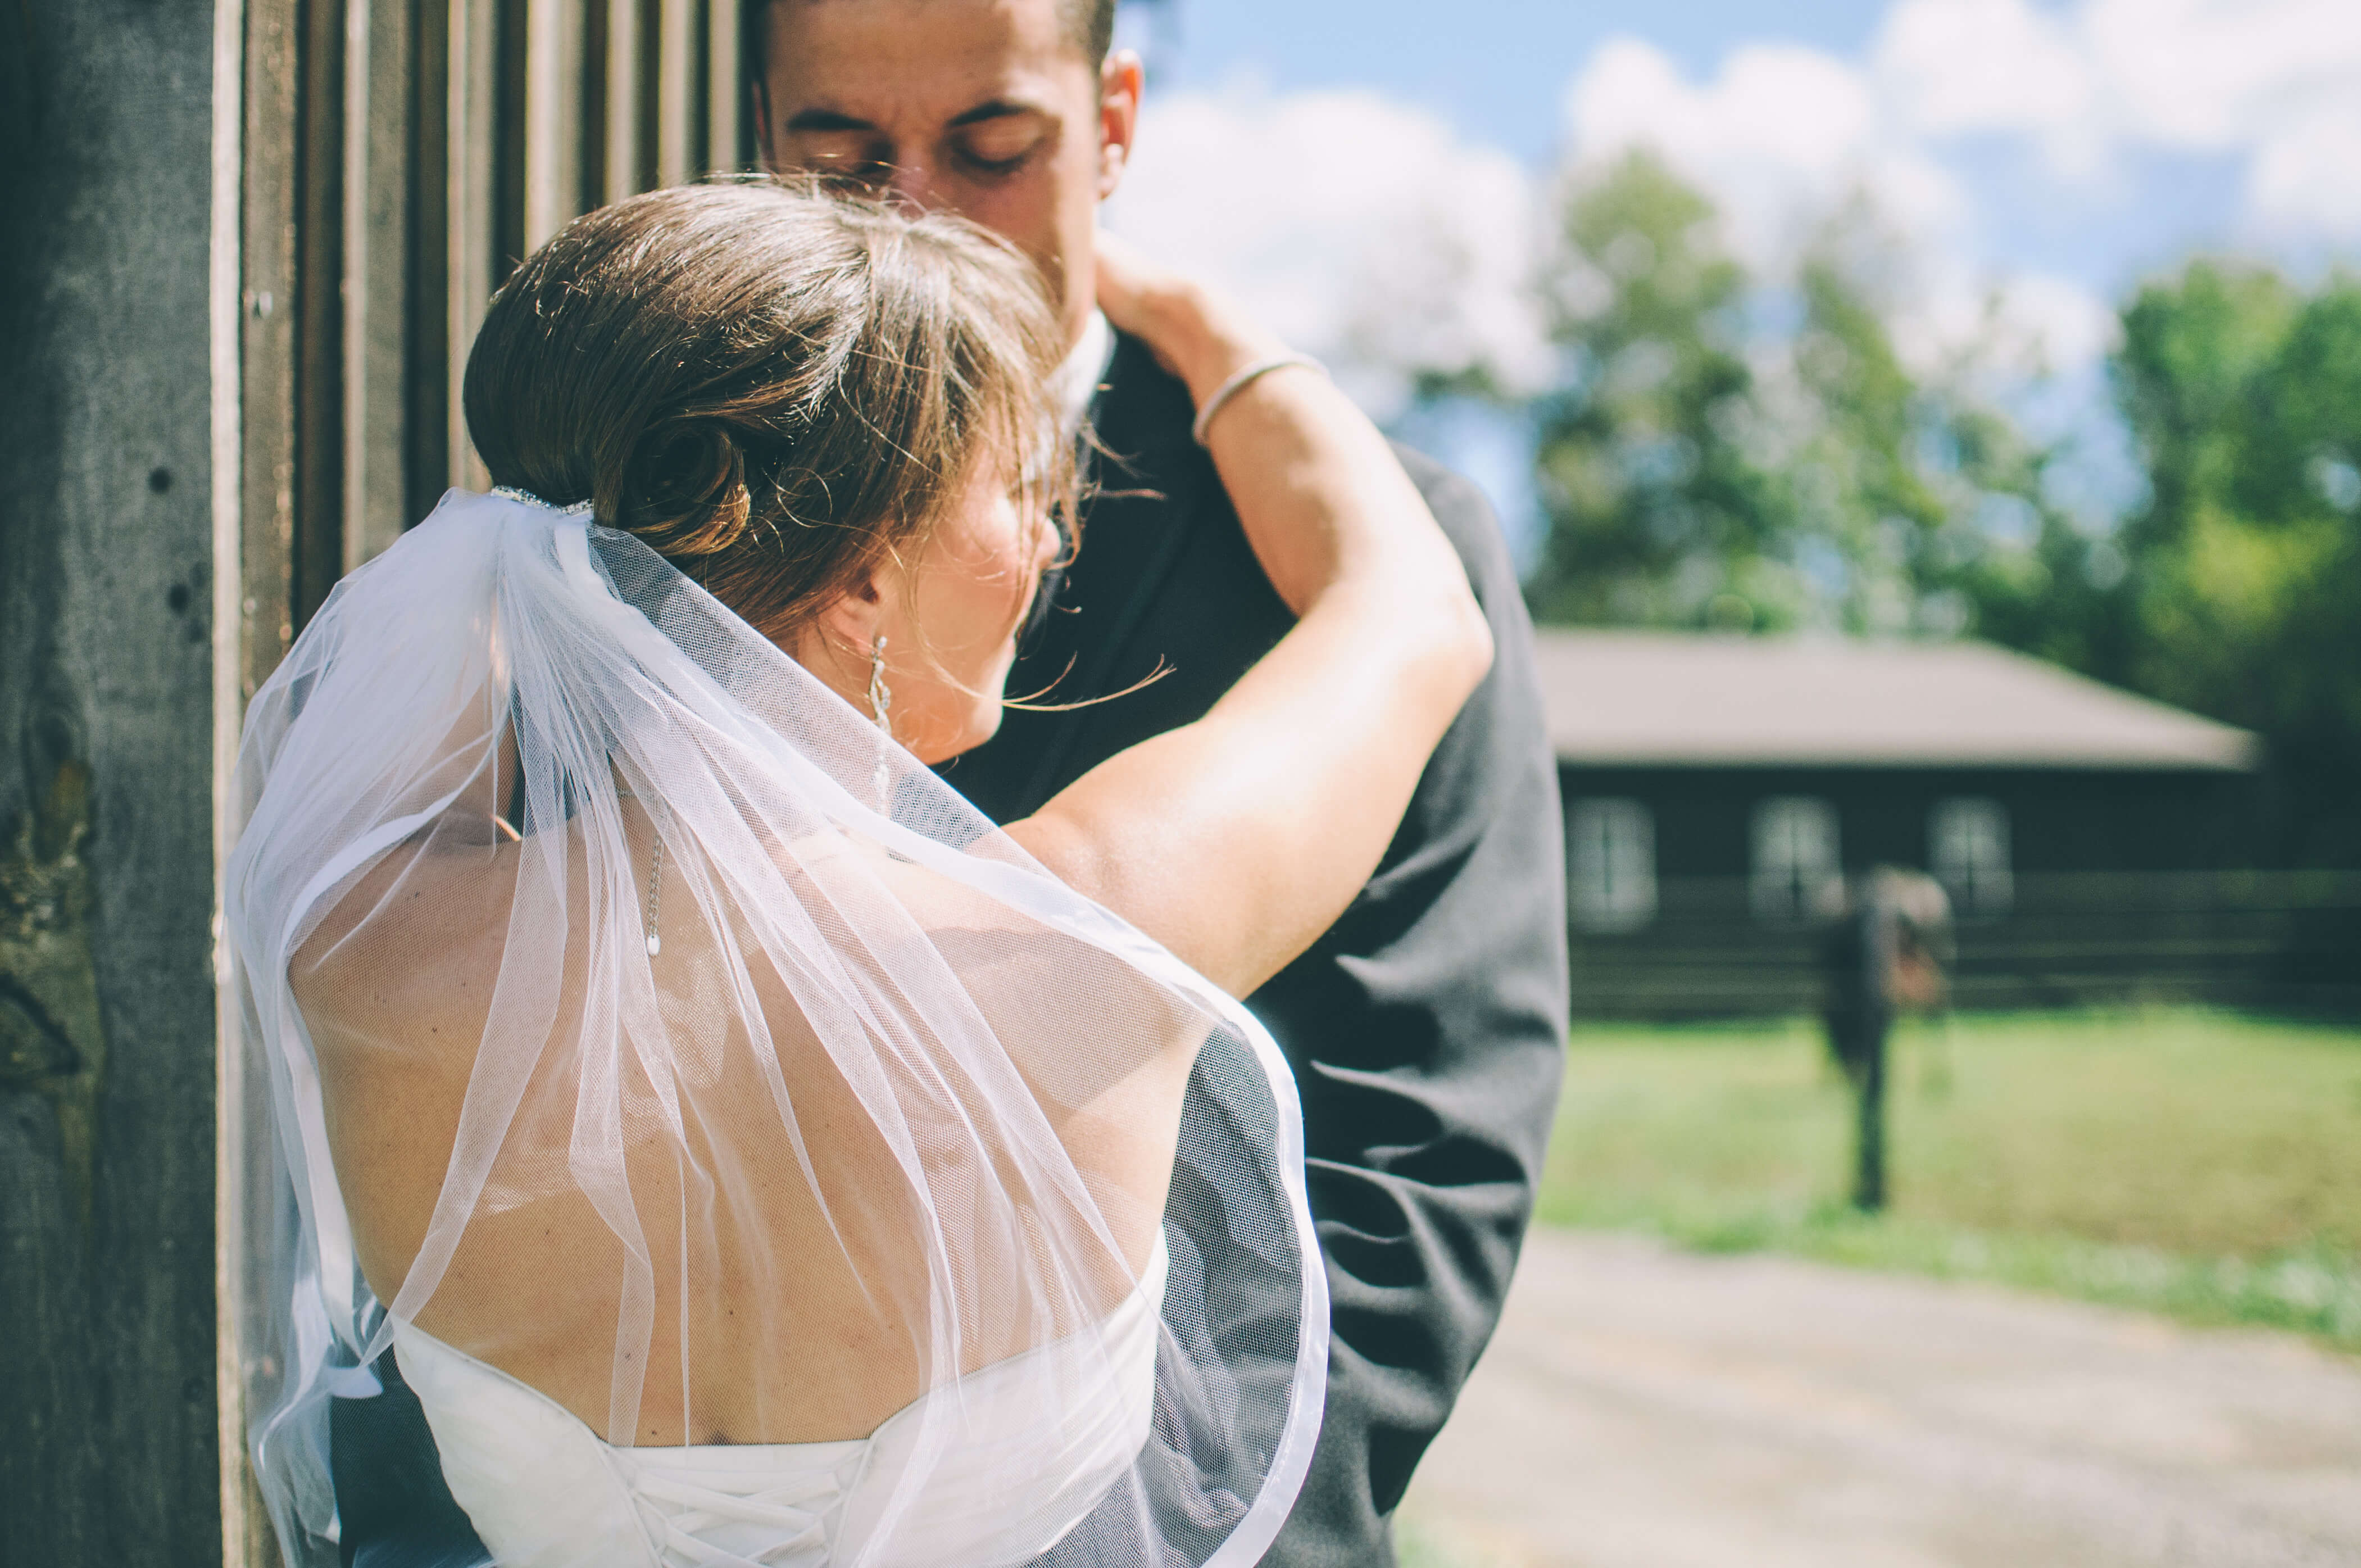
<box><xmin>1152</xmin><ymin>0</ymin><xmax>1896</xmax><ymax>163</ymax></box>
<box><xmin>1134</xmin><ymin>0</ymin><xmax>2347</xmax><ymax>313</ymax></box>
<box><xmin>1106</xmin><ymin>1</ymin><xmax>2361</xmax><ymax>558</ymax></box>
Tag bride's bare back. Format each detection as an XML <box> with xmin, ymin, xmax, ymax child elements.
<box><xmin>296</xmin><ymin>799</ymin><xmax>1192</xmax><ymax>1447</ymax></box>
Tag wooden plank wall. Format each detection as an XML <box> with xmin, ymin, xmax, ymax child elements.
<box><xmin>242</xmin><ymin>0</ymin><xmax>752</xmax><ymax>653</ymax></box>
<box><xmin>221</xmin><ymin>3</ymin><xmax>750</xmax><ymax>1562</ymax></box>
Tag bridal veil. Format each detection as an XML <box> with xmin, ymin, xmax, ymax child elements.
<box><xmin>224</xmin><ymin>488</ymin><xmax>1327</xmax><ymax>1567</ymax></box>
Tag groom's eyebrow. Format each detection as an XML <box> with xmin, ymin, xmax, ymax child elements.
<box><xmin>780</xmin><ymin>99</ymin><xmax>1042</xmax><ymax>135</ymax></box>
<box><xmin>782</xmin><ymin>108</ymin><xmax>878</xmax><ymax>133</ymax></box>
<box><xmin>947</xmin><ymin>99</ymin><xmax>1042</xmax><ymax>126</ymax></box>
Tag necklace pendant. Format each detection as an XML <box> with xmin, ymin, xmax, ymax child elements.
<box><xmin>646</xmin><ymin>933</ymin><xmax>662</xmax><ymax>957</ymax></box>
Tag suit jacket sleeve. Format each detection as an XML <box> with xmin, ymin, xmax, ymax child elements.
<box><xmin>1255</xmin><ymin>451</ymin><xmax>1568</xmax><ymax>1566</ymax></box>
<box><xmin>942</xmin><ymin>339</ymin><xmax>1570</xmax><ymax>1566</ymax></box>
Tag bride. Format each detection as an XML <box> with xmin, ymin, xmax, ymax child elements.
<box><xmin>226</xmin><ymin>179</ymin><xmax>1490</xmax><ymax>1568</ymax></box>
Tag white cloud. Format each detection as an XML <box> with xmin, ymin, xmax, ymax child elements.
<box><xmin>2081</xmin><ymin>0</ymin><xmax>2361</xmax><ymax>153</ymax></box>
<box><xmin>1875</xmin><ymin>0</ymin><xmax>2090</xmax><ymax>137</ymax></box>
<box><xmin>1876</xmin><ymin>0</ymin><xmax>2361</xmax><ymax>235</ymax></box>
<box><xmin>1565</xmin><ymin>38</ymin><xmax>1964</xmax><ymax>268</ymax></box>
<box><xmin>1552</xmin><ymin>0</ymin><xmax>2361</xmax><ymax>370</ymax></box>
<box><xmin>2248</xmin><ymin>101</ymin><xmax>2361</xmax><ymax>242</ymax></box>
<box><xmin>1106</xmin><ymin>83</ymin><xmax>1550</xmax><ymax>419</ymax></box>
<box><xmin>1872</xmin><ymin>0</ymin><xmax>2102</xmax><ymax>176</ymax></box>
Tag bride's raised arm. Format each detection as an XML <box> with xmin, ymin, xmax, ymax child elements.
<box><xmin>1005</xmin><ymin>237</ymin><xmax>1495</xmax><ymax>999</ymax></box>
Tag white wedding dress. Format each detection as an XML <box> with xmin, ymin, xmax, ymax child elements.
<box><xmin>392</xmin><ymin>1242</ymin><xmax>1167</xmax><ymax>1568</ymax></box>
<box><xmin>225</xmin><ymin>492</ymin><xmax>1327</xmax><ymax>1568</ymax></box>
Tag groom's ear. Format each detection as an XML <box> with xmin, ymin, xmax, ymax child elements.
<box><xmin>1096</xmin><ymin>50</ymin><xmax>1143</xmax><ymax>201</ymax></box>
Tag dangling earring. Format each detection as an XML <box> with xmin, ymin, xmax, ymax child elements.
<box><xmin>867</xmin><ymin>634</ymin><xmax>893</xmax><ymax>735</ymax></box>
<box><xmin>868</xmin><ymin>634</ymin><xmax>893</xmax><ymax>812</ymax></box>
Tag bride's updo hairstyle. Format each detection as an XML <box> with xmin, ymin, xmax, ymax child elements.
<box><xmin>464</xmin><ymin>178</ymin><xmax>1071</xmax><ymax>640</ymax></box>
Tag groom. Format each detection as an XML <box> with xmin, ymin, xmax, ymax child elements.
<box><xmin>755</xmin><ymin>2</ymin><xmax>1567</xmax><ymax>1562</ymax></box>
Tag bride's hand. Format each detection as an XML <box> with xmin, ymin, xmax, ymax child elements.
<box><xmin>1091</xmin><ymin>233</ymin><xmax>1484</xmax><ymax>644</ymax></box>
<box><xmin>1012</xmin><ymin>233</ymin><xmax>1491</xmax><ymax>998</ymax></box>
<box><xmin>1091</xmin><ymin>231</ymin><xmax>1354</xmax><ymax>616</ymax></box>
<box><xmin>1093</xmin><ymin>232</ymin><xmax>1286</xmax><ymax>410</ymax></box>
<box><xmin>1087</xmin><ymin>229</ymin><xmax>1170</xmax><ymax>344</ymax></box>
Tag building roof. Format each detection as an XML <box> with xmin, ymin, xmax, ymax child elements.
<box><xmin>1532</xmin><ymin>630</ymin><xmax>2261</xmax><ymax>771</ymax></box>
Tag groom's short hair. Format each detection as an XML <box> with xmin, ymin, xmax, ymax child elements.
<box><xmin>755</xmin><ymin>0</ymin><xmax>1119</xmax><ymax>70</ymax></box>
<box><xmin>1053</xmin><ymin>0</ymin><xmax>1120</xmax><ymax>65</ymax></box>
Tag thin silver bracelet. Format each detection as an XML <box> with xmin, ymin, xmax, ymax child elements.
<box><xmin>1190</xmin><ymin>353</ymin><xmax>1327</xmax><ymax>447</ymax></box>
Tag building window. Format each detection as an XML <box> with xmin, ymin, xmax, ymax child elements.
<box><xmin>1931</xmin><ymin>797</ymin><xmax>2013</xmax><ymax>915</ymax></box>
<box><xmin>1751</xmin><ymin>797</ymin><xmax>1839</xmax><ymax>919</ymax></box>
<box><xmin>1569</xmin><ymin>799</ymin><xmax>1656</xmax><ymax>932</ymax></box>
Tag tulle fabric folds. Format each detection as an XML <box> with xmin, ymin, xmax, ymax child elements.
<box><xmin>225</xmin><ymin>489</ymin><xmax>1325</xmax><ymax>1568</ymax></box>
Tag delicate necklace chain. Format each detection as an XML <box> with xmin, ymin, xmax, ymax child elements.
<box><xmin>643</xmin><ymin>828</ymin><xmax>665</xmax><ymax>958</ymax></box>
<box><xmin>616</xmin><ymin>782</ymin><xmax>666</xmax><ymax>958</ymax></box>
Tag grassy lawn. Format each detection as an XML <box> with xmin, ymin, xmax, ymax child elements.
<box><xmin>1536</xmin><ymin>1008</ymin><xmax>2361</xmax><ymax>1349</ymax></box>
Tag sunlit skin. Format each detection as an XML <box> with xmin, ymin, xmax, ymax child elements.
<box><xmin>755</xmin><ymin>0</ymin><xmax>1143</xmax><ymax>347</ymax></box>
<box><xmin>789</xmin><ymin>461</ymin><xmax>1062</xmax><ymax>764</ymax></box>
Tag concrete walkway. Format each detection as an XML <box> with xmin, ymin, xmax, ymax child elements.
<box><xmin>1398</xmin><ymin>1230</ymin><xmax>2361</xmax><ymax>1568</ymax></box>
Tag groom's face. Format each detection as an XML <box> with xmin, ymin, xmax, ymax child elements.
<box><xmin>757</xmin><ymin>0</ymin><xmax>1140</xmax><ymax>346</ymax></box>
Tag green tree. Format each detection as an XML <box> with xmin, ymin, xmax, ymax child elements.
<box><xmin>1524</xmin><ymin>152</ymin><xmax>1777</xmax><ymax>626</ymax></box>
<box><xmin>1527</xmin><ymin>158</ymin><xmax>2078</xmax><ymax>639</ymax></box>
<box><xmin>1764</xmin><ymin>215</ymin><xmax>1965</xmax><ymax>635</ymax></box>
<box><xmin>2101</xmin><ymin>262</ymin><xmax>2361</xmax><ymax>863</ymax></box>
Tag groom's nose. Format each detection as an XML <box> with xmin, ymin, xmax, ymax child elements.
<box><xmin>884</xmin><ymin>157</ymin><xmax>941</xmax><ymax>212</ymax></box>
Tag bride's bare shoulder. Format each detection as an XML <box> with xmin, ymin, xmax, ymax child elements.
<box><xmin>288</xmin><ymin>815</ymin><xmax>522</xmax><ymax>1054</ymax></box>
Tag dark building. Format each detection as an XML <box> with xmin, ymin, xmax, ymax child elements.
<box><xmin>1537</xmin><ymin>631</ymin><xmax>2358</xmax><ymax>1017</ymax></box>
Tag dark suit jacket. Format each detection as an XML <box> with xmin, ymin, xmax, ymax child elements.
<box><xmin>322</xmin><ymin>333</ymin><xmax>1566</xmax><ymax>1568</ymax></box>
<box><xmin>943</xmin><ymin>334</ymin><xmax>1568</xmax><ymax>1567</ymax></box>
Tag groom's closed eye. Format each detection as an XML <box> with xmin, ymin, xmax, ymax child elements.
<box><xmin>778</xmin><ymin>110</ymin><xmax>893</xmax><ymax>184</ymax></box>
<box><xmin>950</xmin><ymin>110</ymin><xmax>1052</xmax><ymax>179</ymax></box>
<box><xmin>778</xmin><ymin>103</ymin><xmax>1052</xmax><ymax>186</ymax></box>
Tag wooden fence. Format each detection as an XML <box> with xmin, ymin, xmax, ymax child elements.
<box><xmin>1568</xmin><ymin>872</ymin><xmax>2361</xmax><ymax>1019</ymax></box>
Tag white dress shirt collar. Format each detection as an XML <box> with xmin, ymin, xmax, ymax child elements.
<box><xmin>1051</xmin><ymin>309</ymin><xmax>1117</xmax><ymax>439</ymax></box>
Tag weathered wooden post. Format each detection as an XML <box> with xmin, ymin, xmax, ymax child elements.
<box><xmin>0</xmin><ymin>2</ymin><xmax>237</xmax><ymax>1561</ymax></box>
